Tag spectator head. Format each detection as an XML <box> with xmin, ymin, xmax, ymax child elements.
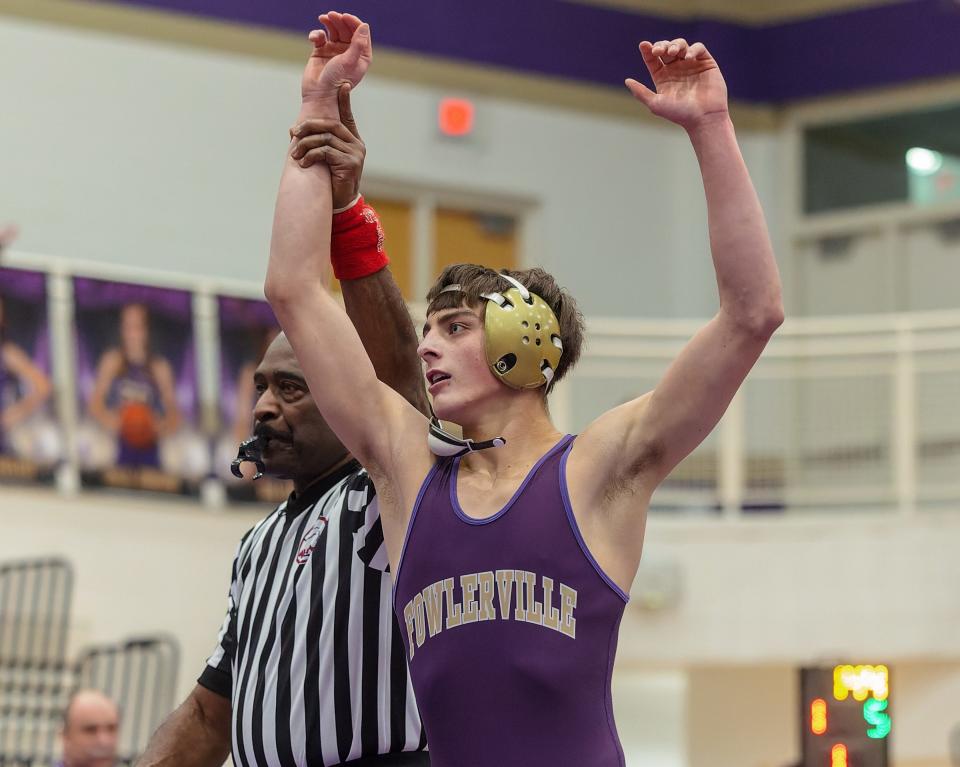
<box><xmin>60</xmin><ymin>689</ymin><xmax>120</xmax><ymax>767</ymax></box>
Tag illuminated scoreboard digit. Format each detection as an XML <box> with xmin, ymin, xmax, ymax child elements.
<box><xmin>801</xmin><ymin>665</ymin><xmax>891</xmax><ymax>767</ymax></box>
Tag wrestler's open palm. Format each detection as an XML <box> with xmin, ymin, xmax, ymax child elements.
<box><xmin>625</xmin><ymin>39</ymin><xmax>728</xmax><ymax>130</ymax></box>
<box><xmin>301</xmin><ymin>11</ymin><xmax>372</xmax><ymax>103</ymax></box>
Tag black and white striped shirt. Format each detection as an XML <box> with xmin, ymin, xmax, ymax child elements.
<box><xmin>199</xmin><ymin>460</ymin><xmax>426</xmax><ymax>766</ymax></box>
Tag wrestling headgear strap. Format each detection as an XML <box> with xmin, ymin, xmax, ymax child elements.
<box><xmin>441</xmin><ymin>273</ymin><xmax>563</xmax><ymax>390</ymax></box>
<box><xmin>427</xmin><ymin>417</ymin><xmax>506</xmax><ymax>458</ymax></box>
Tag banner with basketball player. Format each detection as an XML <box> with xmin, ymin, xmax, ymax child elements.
<box><xmin>0</xmin><ymin>267</ymin><xmax>61</xmax><ymax>484</ymax></box>
<box><xmin>215</xmin><ymin>295</ymin><xmax>290</xmax><ymax>505</ymax></box>
<box><xmin>73</xmin><ymin>278</ymin><xmax>206</xmax><ymax>495</ymax></box>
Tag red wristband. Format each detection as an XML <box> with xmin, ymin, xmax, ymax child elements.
<box><xmin>331</xmin><ymin>196</ymin><xmax>389</xmax><ymax>280</ymax></box>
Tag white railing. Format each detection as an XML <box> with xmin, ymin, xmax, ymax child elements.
<box><xmin>3</xmin><ymin>249</ymin><xmax>958</xmax><ymax>516</ymax></box>
<box><xmin>555</xmin><ymin>309</ymin><xmax>960</xmax><ymax>516</ymax></box>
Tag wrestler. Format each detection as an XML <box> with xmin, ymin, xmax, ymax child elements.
<box><xmin>270</xmin><ymin>14</ymin><xmax>782</xmax><ymax>766</ymax></box>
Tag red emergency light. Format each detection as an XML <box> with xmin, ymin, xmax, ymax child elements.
<box><xmin>438</xmin><ymin>98</ymin><xmax>475</xmax><ymax>137</ymax></box>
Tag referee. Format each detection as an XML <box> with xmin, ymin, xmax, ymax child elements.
<box><xmin>137</xmin><ymin>88</ymin><xmax>430</xmax><ymax>767</ymax></box>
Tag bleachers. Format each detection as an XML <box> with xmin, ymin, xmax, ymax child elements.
<box><xmin>0</xmin><ymin>558</ymin><xmax>178</xmax><ymax>766</ymax></box>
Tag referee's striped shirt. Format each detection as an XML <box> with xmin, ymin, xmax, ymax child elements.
<box><xmin>199</xmin><ymin>460</ymin><xmax>426</xmax><ymax>766</ymax></box>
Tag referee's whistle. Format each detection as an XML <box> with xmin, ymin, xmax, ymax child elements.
<box><xmin>231</xmin><ymin>435</ymin><xmax>267</xmax><ymax>480</ymax></box>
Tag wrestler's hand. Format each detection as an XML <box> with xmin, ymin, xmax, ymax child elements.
<box><xmin>625</xmin><ymin>39</ymin><xmax>728</xmax><ymax>131</ymax></box>
<box><xmin>301</xmin><ymin>12</ymin><xmax>372</xmax><ymax>110</ymax></box>
<box><xmin>290</xmin><ymin>83</ymin><xmax>365</xmax><ymax>209</ymax></box>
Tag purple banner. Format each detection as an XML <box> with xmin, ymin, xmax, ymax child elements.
<box><xmin>73</xmin><ymin>277</ymin><xmax>204</xmax><ymax>495</ymax></box>
<box><xmin>0</xmin><ymin>268</ymin><xmax>60</xmax><ymax>481</ymax></box>
<box><xmin>216</xmin><ymin>295</ymin><xmax>277</xmax><ymax>429</ymax></box>
<box><xmin>215</xmin><ymin>294</ymin><xmax>288</xmax><ymax>504</ymax></box>
<box><xmin>0</xmin><ymin>268</ymin><xmax>46</xmax><ymax>300</ymax></box>
<box><xmin>218</xmin><ymin>295</ymin><xmax>278</xmax><ymax>329</ymax></box>
<box><xmin>73</xmin><ymin>277</ymin><xmax>192</xmax><ymax>315</ymax></box>
<box><xmin>0</xmin><ymin>269</ymin><xmax>49</xmax><ymax>367</ymax></box>
<box><xmin>98</xmin><ymin>0</ymin><xmax>960</xmax><ymax>103</ymax></box>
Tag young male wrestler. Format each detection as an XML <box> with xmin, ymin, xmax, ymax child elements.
<box><xmin>270</xmin><ymin>14</ymin><xmax>783</xmax><ymax>766</ymax></box>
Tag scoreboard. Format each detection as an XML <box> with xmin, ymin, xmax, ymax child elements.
<box><xmin>801</xmin><ymin>665</ymin><xmax>891</xmax><ymax>767</ymax></box>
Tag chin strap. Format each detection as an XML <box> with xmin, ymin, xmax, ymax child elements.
<box><xmin>427</xmin><ymin>417</ymin><xmax>506</xmax><ymax>458</ymax></box>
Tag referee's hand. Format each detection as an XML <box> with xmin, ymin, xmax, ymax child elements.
<box><xmin>289</xmin><ymin>84</ymin><xmax>365</xmax><ymax>211</ymax></box>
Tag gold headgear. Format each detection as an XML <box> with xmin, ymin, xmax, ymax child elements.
<box><xmin>441</xmin><ymin>273</ymin><xmax>563</xmax><ymax>390</ymax></box>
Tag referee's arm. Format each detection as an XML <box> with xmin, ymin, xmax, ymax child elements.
<box><xmin>135</xmin><ymin>684</ymin><xmax>231</xmax><ymax>767</ymax></box>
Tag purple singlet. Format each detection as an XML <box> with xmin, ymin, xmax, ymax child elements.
<box><xmin>393</xmin><ymin>435</ymin><xmax>629</xmax><ymax>766</ymax></box>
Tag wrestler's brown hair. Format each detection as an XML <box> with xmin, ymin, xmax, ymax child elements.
<box><xmin>425</xmin><ymin>264</ymin><xmax>584</xmax><ymax>393</ymax></box>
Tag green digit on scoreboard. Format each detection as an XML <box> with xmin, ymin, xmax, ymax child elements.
<box><xmin>864</xmin><ymin>698</ymin><xmax>891</xmax><ymax>739</ymax></box>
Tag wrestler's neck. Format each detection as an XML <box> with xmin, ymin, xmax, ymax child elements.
<box><xmin>457</xmin><ymin>395</ymin><xmax>562</xmax><ymax>476</ymax></box>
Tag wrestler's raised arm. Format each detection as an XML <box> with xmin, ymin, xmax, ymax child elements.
<box><xmin>290</xmin><ymin>84</ymin><xmax>430</xmax><ymax>417</ymax></box>
<box><xmin>264</xmin><ymin>14</ymin><xmax>432</xmax><ymax>526</ymax></box>
<box><xmin>570</xmin><ymin>39</ymin><xmax>783</xmax><ymax>580</ymax></box>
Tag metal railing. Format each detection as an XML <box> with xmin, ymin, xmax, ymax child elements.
<box><xmin>556</xmin><ymin>309</ymin><xmax>960</xmax><ymax>516</ymax></box>
<box><xmin>4</xmin><ymin>225</ymin><xmax>959</xmax><ymax>516</ymax></box>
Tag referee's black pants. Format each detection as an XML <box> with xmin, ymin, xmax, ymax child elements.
<box><xmin>338</xmin><ymin>751</ymin><xmax>430</xmax><ymax>766</ymax></box>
